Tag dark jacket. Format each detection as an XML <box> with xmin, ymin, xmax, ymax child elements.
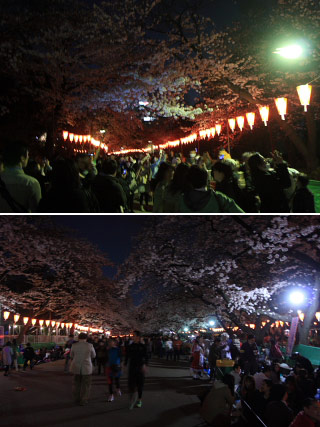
<box><xmin>179</xmin><ymin>189</ymin><xmax>244</xmax><ymax>213</ymax></box>
<box><xmin>292</xmin><ymin>188</ymin><xmax>315</xmax><ymax>213</ymax></box>
<box><xmin>92</xmin><ymin>174</ymin><xmax>127</xmax><ymax>213</ymax></box>
<box><xmin>265</xmin><ymin>401</ymin><xmax>293</xmax><ymax>427</ymax></box>
<box><xmin>38</xmin><ymin>187</ymin><xmax>91</xmax><ymax>213</ymax></box>
<box><xmin>125</xmin><ymin>342</ymin><xmax>148</xmax><ymax>371</ymax></box>
<box><xmin>251</xmin><ymin>163</ymin><xmax>291</xmax><ymax>212</ymax></box>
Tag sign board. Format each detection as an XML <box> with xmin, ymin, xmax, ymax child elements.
<box><xmin>286</xmin><ymin>317</ymin><xmax>299</xmax><ymax>356</ymax></box>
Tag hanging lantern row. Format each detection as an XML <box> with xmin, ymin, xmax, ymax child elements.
<box><xmin>112</xmin><ymin>83</ymin><xmax>313</xmax><ymax>156</ymax></box>
<box><xmin>62</xmin><ymin>131</ymin><xmax>108</xmax><ymax>152</ymax></box>
<box><xmin>2</xmin><ymin>311</ymin><xmax>111</xmax><ymax>335</ymax></box>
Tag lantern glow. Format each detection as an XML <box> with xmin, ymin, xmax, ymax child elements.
<box><xmin>316</xmin><ymin>312</ymin><xmax>320</xmax><ymax>322</ymax></box>
<box><xmin>246</xmin><ymin>112</ymin><xmax>255</xmax><ymax>130</ymax></box>
<box><xmin>56</xmin><ymin>322</ymin><xmax>60</xmax><ymax>328</ymax></box>
<box><xmin>297</xmin><ymin>84</ymin><xmax>312</xmax><ymax>112</ymax></box>
<box><xmin>61</xmin><ymin>322</ymin><xmax>65</xmax><ymax>328</ymax></box>
<box><xmin>14</xmin><ymin>314</ymin><xmax>20</xmax><ymax>323</ymax></box>
<box><xmin>275</xmin><ymin>97</ymin><xmax>287</xmax><ymax>120</ymax></box>
<box><xmin>236</xmin><ymin>116</ymin><xmax>245</xmax><ymax>131</ymax></box>
<box><xmin>84</xmin><ymin>136</ymin><xmax>87</xmax><ymax>143</ymax></box>
<box><xmin>39</xmin><ymin>320</ymin><xmax>44</xmax><ymax>327</ymax></box>
<box><xmin>228</xmin><ymin>118</ymin><xmax>236</xmax><ymax>132</ymax></box>
<box><xmin>3</xmin><ymin>311</ymin><xmax>10</xmax><ymax>320</ymax></box>
<box><xmin>31</xmin><ymin>319</ymin><xmax>37</xmax><ymax>326</ymax></box>
<box><xmin>259</xmin><ymin>106</ymin><xmax>269</xmax><ymax>126</ymax></box>
<box><xmin>79</xmin><ymin>135</ymin><xmax>83</xmax><ymax>143</ymax></box>
<box><xmin>69</xmin><ymin>133</ymin><xmax>74</xmax><ymax>142</ymax></box>
<box><xmin>62</xmin><ymin>131</ymin><xmax>69</xmax><ymax>141</ymax></box>
<box><xmin>298</xmin><ymin>312</ymin><xmax>305</xmax><ymax>322</ymax></box>
<box><xmin>51</xmin><ymin>321</ymin><xmax>56</xmax><ymax>327</ymax></box>
<box><xmin>74</xmin><ymin>135</ymin><xmax>79</xmax><ymax>143</ymax></box>
<box><xmin>45</xmin><ymin>320</ymin><xmax>50</xmax><ymax>327</ymax></box>
<box><xmin>215</xmin><ymin>124</ymin><xmax>222</xmax><ymax>136</ymax></box>
<box><xmin>23</xmin><ymin>317</ymin><xmax>29</xmax><ymax>325</ymax></box>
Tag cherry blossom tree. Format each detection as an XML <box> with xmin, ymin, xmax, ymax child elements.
<box><xmin>119</xmin><ymin>216</ymin><xmax>320</xmax><ymax>344</ymax></box>
<box><xmin>0</xmin><ymin>216</ymin><xmax>133</xmax><ymax>332</ymax></box>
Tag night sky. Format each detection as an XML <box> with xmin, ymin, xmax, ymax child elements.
<box><xmin>53</xmin><ymin>216</ymin><xmax>148</xmax><ymax>277</ymax></box>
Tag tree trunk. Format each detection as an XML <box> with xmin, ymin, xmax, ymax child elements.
<box><xmin>16</xmin><ymin>319</ymin><xmax>32</xmax><ymax>344</ymax></box>
<box><xmin>299</xmin><ymin>275</ymin><xmax>320</xmax><ymax>345</ymax></box>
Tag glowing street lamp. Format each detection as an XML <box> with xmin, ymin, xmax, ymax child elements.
<box><xmin>236</xmin><ymin>116</ymin><xmax>245</xmax><ymax>131</ymax></box>
<box><xmin>273</xmin><ymin>45</ymin><xmax>303</xmax><ymax>59</ymax></box>
<box><xmin>259</xmin><ymin>106</ymin><xmax>269</xmax><ymax>126</ymax></box>
<box><xmin>297</xmin><ymin>84</ymin><xmax>312</xmax><ymax>112</ymax></box>
<box><xmin>275</xmin><ymin>97</ymin><xmax>287</xmax><ymax>120</ymax></box>
<box><xmin>208</xmin><ymin>320</ymin><xmax>215</xmax><ymax>326</ymax></box>
<box><xmin>14</xmin><ymin>314</ymin><xmax>20</xmax><ymax>323</ymax></box>
<box><xmin>215</xmin><ymin>124</ymin><xmax>222</xmax><ymax>136</ymax></box>
<box><xmin>246</xmin><ymin>112</ymin><xmax>255</xmax><ymax>130</ymax></box>
<box><xmin>3</xmin><ymin>311</ymin><xmax>10</xmax><ymax>320</ymax></box>
<box><xmin>228</xmin><ymin>118</ymin><xmax>236</xmax><ymax>132</ymax></box>
<box><xmin>289</xmin><ymin>290</ymin><xmax>305</xmax><ymax>305</ymax></box>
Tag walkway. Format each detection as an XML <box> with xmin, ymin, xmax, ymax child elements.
<box><xmin>0</xmin><ymin>358</ymin><xmax>206</xmax><ymax>427</ymax></box>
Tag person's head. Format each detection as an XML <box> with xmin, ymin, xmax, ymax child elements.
<box><xmin>3</xmin><ymin>142</ymin><xmax>29</xmax><ymax>168</ymax></box>
<box><xmin>101</xmin><ymin>159</ymin><xmax>118</xmax><ymax>176</ymax></box>
<box><xmin>187</xmin><ymin>165</ymin><xmax>208</xmax><ymax>189</ymax></box>
<box><xmin>233</xmin><ymin>363</ymin><xmax>241</xmax><ymax>374</ymax></box>
<box><xmin>51</xmin><ymin>159</ymin><xmax>81</xmax><ymax>190</ymax></box>
<box><xmin>223</xmin><ymin>374</ymin><xmax>235</xmax><ymax>395</ymax></box>
<box><xmin>244</xmin><ymin>375</ymin><xmax>256</xmax><ymax>392</ymax></box>
<box><xmin>213</xmin><ymin>161</ymin><xmax>233</xmax><ymax>183</ymax></box>
<box><xmin>169</xmin><ymin>163</ymin><xmax>190</xmax><ymax>194</ymax></box>
<box><xmin>155</xmin><ymin>162</ymin><xmax>174</xmax><ymax>184</ymax></box>
<box><xmin>109</xmin><ymin>338</ymin><xmax>117</xmax><ymax>347</ymax></box>
<box><xmin>69</xmin><ymin>334</ymin><xmax>74</xmax><ymax>339</ymax></box>
<box><xmin>5</xmin><ymin>341</ymin><xmax>11</xmax><ymax>346</ymax></box>
<box><xmin>248</xmin><ymin>152</ymin><xmax>269</xmax><ymax>174</ymax></box>
<box><xmin>297</xmin><ymin>173</ymin><xmax>309</xmax><ymax>189</ymax></box>
<box><xmin>269</xmin><ymin>384</ymin><xmax>287</xmax><ymax>402</ymax></box>
<box><xmin>26</xmin><ymin>343</ymin><xmax>31</xmax><ymax>347</ymax></box>
<box><xmin>303</xmin><ymin>398</ymin><xmax>320</xmax><ymax>422</ymax></box>
<box><xmin>133</xmin><ymin>330</ymin><xmax>141</xmax><ymax>343</ymax></box>
<box><xmin>78</xmin><ymin>333</ymin><xmax>87</xmax><ymax>341</ymax></box>
<box><xmin>76</xmin><ymin>154</ymin><xmax>92</xmax><ymax>174</ymax></box>
<box><xmin>247</xmin><ymin>334</ymin><xmax>255</xmax><ymax>344</ymax></box>
<box><xmin>285</xmin><ymin>375</ymin><xmax>297</xmax><ymax>392</ymax></box>
<box><xmin>273</xmin><ymin>363</ymin><xmax>281</xmax><ymax>373</ymax></box>
<box><xmin>263</xmin><ymin>366</ymin><xmax>272</xmax><ymax>378</ymax></box>
<box><xmin>261</xmin><ymin>379</ymin><xmax>273</xmax><ymax>395</ymax></box>
<box><xmin>298</xmin><ymin>368</ymin><xmax>308</xmax><ymax>380</ymax></box>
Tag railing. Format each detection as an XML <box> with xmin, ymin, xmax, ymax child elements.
<box><xmin>3</xmin><ymin>334</ymin><xmax>69</xmax><ymax>345</ymax></box>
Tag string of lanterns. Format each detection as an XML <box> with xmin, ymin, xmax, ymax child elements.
<box><xmin>2</xmin><ymin>311</ymin><xmax>110</xmax><ymax>335</ymax></box>
<box><xmin>62</xmin><ymin>131</ymin><xmax>108</xmax><ymax>153</ymax></box>
<box><xmin>111</xmin><ymin>83</ymin><xmax>313</xmax><ymax>155</ymax></box>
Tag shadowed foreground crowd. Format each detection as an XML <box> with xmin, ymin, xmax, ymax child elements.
<box><xmin>0</xmin><ymin>142</ymin><xmax>316</xmax><ymax>213</ymax></box>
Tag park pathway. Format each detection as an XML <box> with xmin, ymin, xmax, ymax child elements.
<box><xmin>0</xmin><ymin>358</ymin><xmax>207</xmax><ymax>427</ymax></box>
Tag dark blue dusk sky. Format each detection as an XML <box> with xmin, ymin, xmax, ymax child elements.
<box><xmin>53</xmin><ymin>216</ymin><xmax>149</xmax><ymax>277</ymax></box>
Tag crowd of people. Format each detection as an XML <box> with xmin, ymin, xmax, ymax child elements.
<box><xmin>1</xmin><ymin>330</ymin><xmax>320</xmax><ymax>426</ymax></box>
<box><xmin>0</xmin><ymin>141</ymin><xmax>316</xmax><ymax>213</ymax></box>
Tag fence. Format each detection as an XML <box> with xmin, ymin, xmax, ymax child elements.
<box><xmin>3</xmin><ymin>334</ymin><xmax>69</xmax><ymax>345</ymax></box>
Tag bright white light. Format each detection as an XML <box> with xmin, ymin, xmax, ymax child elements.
<box><xmin>184</xmin><ymin>327</ymin><xmax>188</xmax><ymax>332</ymax></box>
<box><xmin>289</xmin><ymin>290</ymin><xmax>305</xmax><ymax>305</ymax></box>
<box><xmin>139</xmin><ymin>101</ymin><xmax>149</xmax><ymax>106</ymax></box>
<box><xmin>209</xmin><ymin>320</ymin><xmax>215</xmax><ymax>326</ymax></box>
<box><xmin>273</xmin><ymin>45</ymin><xmax>303</xmax><ymax>59</ymax></box>
<box><xmin>100</xmin><ymin>129</ymin><xmax>106</xmax><ymax>134</ymax></box>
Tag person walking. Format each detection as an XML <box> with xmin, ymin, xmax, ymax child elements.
<box><xmin>11</xmin><ymin>339</ymin><xmax>19</xmax><ymax>371</ymax></box>
<box><xmin>64</xmin><ymin>334</ymin><xmax>76</xmax><ymax>373</ymax></box>
<box><xmin>106</xmin><ymin>339</ymin><xmax>122</xmax><ymax>402</ymax></box>
<box><xmin>240</xmin><ymin>334</ymin><xmax>259</xmax><ymax>375</ymax></box>
<box><xmin>96</xmin><ymin>341</ymin><xmax>108</xmax><ymax>375</ymax></box>
<box><xmin>23</xmin><ymin>343</ymin><xmax>35</xmax><ymax>371</ymax></box>
<box><xmin>173</xmin><ymin>337</ymin><xmax>183</xmax><ymax>362</ymax></box>
<box><xmin>3</xmin><ymin>342</ymin><xmax>13</xmax><ymax>376</ymax></box>
<box><xmin>70</xmin><ymin>333</ymin><xmax>96</xmax><ymax>406</ymax></box>
<box><xmin>125</xmin><ymin>331</ymin><xmax>148</xmax><ymax>410</ymax></box>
